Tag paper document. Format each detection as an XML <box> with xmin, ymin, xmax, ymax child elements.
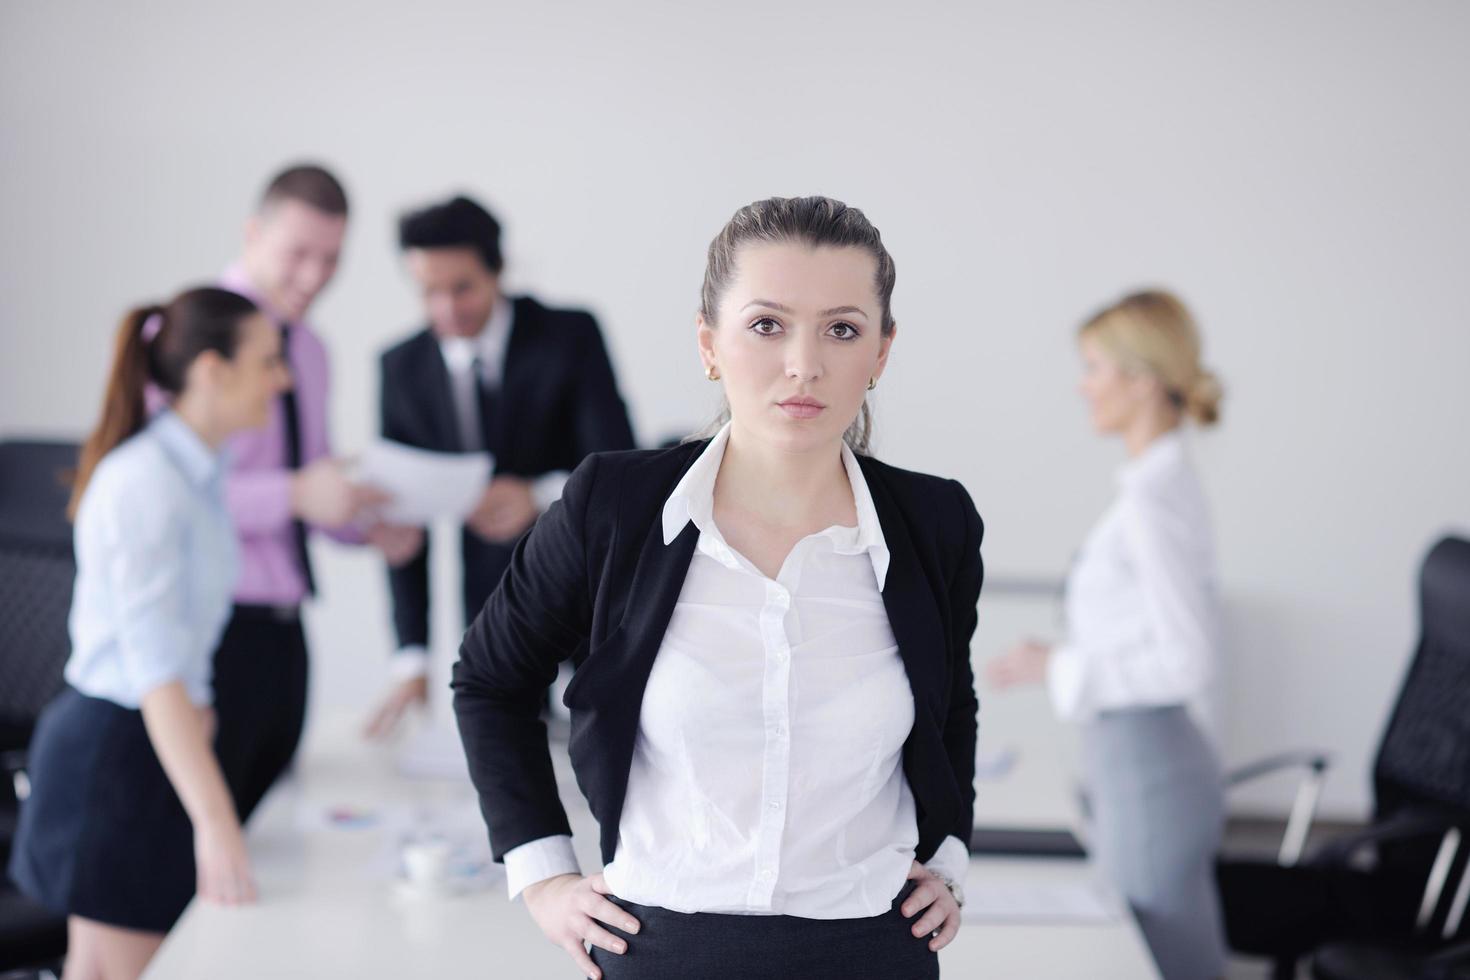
<box><xmin>355</xmin><ymin>440</ymin><xmax>491</xmax><ymax>525</ymax></box>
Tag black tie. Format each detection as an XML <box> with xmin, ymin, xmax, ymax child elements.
<box><xmin>280</xmin><ymin>324</ymin><xmax>316</xmax><ymax>596</ymax></box>
<box><xmin>473</xmin><ymin>356</ymin><xmax>504</xmax><ymax>458</ymax></box>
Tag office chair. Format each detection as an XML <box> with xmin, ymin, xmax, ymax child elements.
<box><xmin>0</xmin><ymin>439</ymin><xmax>77</xmax><ymax>976</ymax></box>
<box><xmin>1217</xmin><ymin>536</ymin><xmax>1470</xmax><ymax>979</ymax></box>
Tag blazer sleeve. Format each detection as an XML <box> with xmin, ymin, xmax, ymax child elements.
<box><xmin>451</xmin><ymin>453</ymin><xmax>600</xmax><ymax>861</ymax></box>
<box><xmin>569</xmin><ymin>314</ymin><xmax>635</xmax><ymax>455</ymax></box>
<box><xmin>380</xmin><ymin>353</ymin><xmax>431</xmax><ymax>651</ymax></box>
<box><xmin>945</xmin><ymin>478</ymin><xmax>984</xmax><ymax>849</ymax></box>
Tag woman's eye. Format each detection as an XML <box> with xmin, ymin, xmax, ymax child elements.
<box><xmin>829</xmin><ymin>321</ymin><xmax>859</xmax><ymax>340</ymax></box>
<box><xmin>750</xmin><ymin>317</ymin><xmax>783</xmax><ymax>336</ymax></box>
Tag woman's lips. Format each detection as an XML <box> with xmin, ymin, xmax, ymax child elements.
<box><xmin>777</xmin><ymin>398</ymin><xmax>825</xmax><ymax>420</ymax></box>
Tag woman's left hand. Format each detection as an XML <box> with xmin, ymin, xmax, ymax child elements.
<box><xmin>902</xmin><ymin>861</ymin><xmax>962</xmax><ymax>952</ymax></box>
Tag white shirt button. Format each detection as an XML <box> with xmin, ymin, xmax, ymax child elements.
<box><xmin>768</xmin><ymin>800</ymin><xmax>781</xmax><ymax>811</ymax></box>
<box><xmin>759</xmin><ymin>869</ymin><xmax>774</xmax><ymax>881</ymax></box>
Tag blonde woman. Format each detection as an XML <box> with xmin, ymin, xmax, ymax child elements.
<box><xmin>988</xmin><ymin>290</ymin><xmax>1227</xmax><ymax>980</ymax></box>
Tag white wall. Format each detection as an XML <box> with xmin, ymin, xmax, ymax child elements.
<box><xmin>3</xmin><ymin>0</ymin><xmax>1467</xmax><ymax>818</ymax></box>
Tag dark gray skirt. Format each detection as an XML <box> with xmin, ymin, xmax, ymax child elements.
<box><xmin>590</xmin><ymin>880</ymin><xmax>940</xmax><ymax>979</ymax></box>
<box><xmin>1082</xmin><ymin>704</ymin><xmax>1227</xmax><ymax>980</ymax></box>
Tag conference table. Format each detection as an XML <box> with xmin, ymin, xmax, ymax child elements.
<box><xmin>145</xmin><ymin>712</ymin><xmax>1158</xmax><ymax>978</ymax></box>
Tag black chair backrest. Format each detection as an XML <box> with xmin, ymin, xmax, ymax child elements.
<box><xmin>0</xmin><ymin>440</ymin><xmax>77</xmax><ymax>548</ymax></box>
<box><xmin>1373</xmin><ymin>536</ymin><xmax>1470</xmax><ymax>820</ymax></box>
<box><xmin>0</xmin><ymin>440</ymin><xmax>79</xmax><ymax>748</ymax></box>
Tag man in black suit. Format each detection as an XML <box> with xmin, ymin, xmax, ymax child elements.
<box><xmin>366</xmin><ymin>195</ymin><xmax>635</xmax><ymax>734</ymax></box>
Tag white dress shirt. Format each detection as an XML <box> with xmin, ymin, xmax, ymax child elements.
<box><xmin>1047</xmin><ymin>428</ymin><xmax>1223</xmax><ymax>745</ymax></box>
<box><xmin>390</xmin><ymin>298</ymin><xmax>569</xmax><ymax>677</ymax></box>
<box><xmin>65</xmin><ymin>411</ymin><xmax>238</xmax><ymax>708</ymax></box>
<box><xmin>505</xmin><ymin>423</ymin><xmax>969</xmax><ymax>916</ymax></box>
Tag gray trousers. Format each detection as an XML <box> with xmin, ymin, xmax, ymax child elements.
<box><xmin>1083</xmin><ymin>705</ymin><xmax>1228</xmax><ymax>980</ymax></box>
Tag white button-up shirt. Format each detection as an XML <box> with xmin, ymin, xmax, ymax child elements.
<box><xmin>505</xmin><ymin>423</ymin><xmax>969</xmax><ymax>916</ymax></box>
<box><xmin>1047</xmin><ymin>428</ymin><xmax>1223</xmax><ymax>746</ymax></box>
<box><xmin>65</xmin><ymin>411</ymin><xmax>238</xmax><ymax>708</ymax></box>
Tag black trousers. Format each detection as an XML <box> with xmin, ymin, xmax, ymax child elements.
<box><xmin>211</xmin><ymin>606</ymin><xmax>309</xmax><ymax>823</ymax></box>
<box><xmin>591</xmin><ymin>881</ymin><xmax>940</xmax><ymax>979</ymax></box>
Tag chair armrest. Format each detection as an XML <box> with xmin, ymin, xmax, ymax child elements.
<box><xmin>1308</xmin><ymin>808</ymin><xmax>1464</xmax><ymax>867</ymax></box>
<box><xmin>1226</xmin><ymin>749</ymin><xmax>1333</xmax><ymax>865</ymax></box>
<box><xmin>2</xmin><ymin>748</ymin><xmax>29</xmax><ymax>803</ymax></box>
<box><xmin>1225</xmin><ymin>749</ymin><xmax>1332</xmax><ymax>787</ymax></box>
<box><xmin>1313</xmin><ymin>810</ymin><xmax>1470</xmax><ymax>937</ymax></box>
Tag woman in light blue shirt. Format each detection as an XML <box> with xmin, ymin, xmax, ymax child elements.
<box><xmin>9</xmin><ymin>286</ymin><xmax>289</xmax><ymax>980</ymax></box>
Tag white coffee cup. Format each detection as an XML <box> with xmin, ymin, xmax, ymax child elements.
<box><xmin>402</xmin><ymin>839</ymin><xmax>452</xmax><ymax>892</ymax></box>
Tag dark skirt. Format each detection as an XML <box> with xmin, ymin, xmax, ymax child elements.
<box><xmin>590</xmin><ymin>880</ymin><xmax>941</xmax><ymax>979</ymax></box>
<box><xmin>7</xmin><ymin>686</ymin><xmax>196</xmax><ymax>933</ymax></box>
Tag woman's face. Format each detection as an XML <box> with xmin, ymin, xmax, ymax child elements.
<box><xmin>213</xmin><ymin>313</ymin><xmax>292</xmax><ymax>432</ymax></box>
<box><xmin>699</xmin><ymin>242</ymin><xmax>894</xmax><ymax>455</ymax></box>
<box><xmin>1078</xmin><ymin>333</ymin><xmax>1156</xmax><ymax>434</ymax></box>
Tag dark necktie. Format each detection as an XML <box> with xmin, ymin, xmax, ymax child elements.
<box><xmin>473</xmin><ymin>356</ymin><xmax>504</xmax><ymax>458</ymax></box>
<box><xmin>280</xmin><ymin>324</ymin><xmax>317</xmax><ymax>596</ymax></box>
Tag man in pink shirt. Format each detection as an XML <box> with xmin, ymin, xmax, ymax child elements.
<box><xmin>210</xmin><ymin>164</ymin><xmax>413</xmax><ymax>821</ymax></box>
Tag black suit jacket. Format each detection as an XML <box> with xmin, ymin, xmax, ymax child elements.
<box><xmin>451</xmin><ymin>440</ymin><xmax>984</xmax><ymax>868</ymax></box>
<box><xmin>380</xmin><ymin>296</ymin><xmax>635</xmax><ymax>649</ymax></box>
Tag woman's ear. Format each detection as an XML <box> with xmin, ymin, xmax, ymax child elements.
<box><xmin>696</xmin><ymin>312</ymin><xmax>717</xmax><ymax>373</ymax></box>
<box><xmin>185</xmin><ymin>349</ymin><xmax>229</xmax><ymax>394</ymax></box>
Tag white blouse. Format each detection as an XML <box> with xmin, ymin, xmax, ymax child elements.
<box><xmin>504</xmin><ymin>423</ymin><xmax>968</xmax><ymax>916</ymax></box>
<box><xmin>1046</xmin><ymin>429</ymin><xmax>1223</xmax><ymax>745</ymax></box>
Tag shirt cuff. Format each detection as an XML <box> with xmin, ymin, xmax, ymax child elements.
<box><xmin>1046</xmin><ymin>642</ymin><xmax>1087</xmax><ymax>721</ymax></box>
<box><xmin>389</xmin><ymin>646</ymin><xmax>429</xmax><ymax>682</ymax></box>
<box><xmin>530</xmin><ymin>470</ymin><xmax>571</xmax><ymax>514</ymax></box>
<box><xmin>924</xmin><ymin>834</ymin><xmax>970</xmax><ymax>892</ymax></box>
<box><xmin>504</xmin><ymin>834</ymin><xmax>581</xmax><ymax>901</ymax></box>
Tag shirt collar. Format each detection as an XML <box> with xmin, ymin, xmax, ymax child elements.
<box><xmin>150</xmin><ymin>410</ymin><xmax>224</xmax><ymax>491</ymax></box>
<box><xmin>1117</xmin><ymin>427</ymin><xmax>1188</xmax><ymax>491</ymax></box>
<box><xmin>436</xmin><ymin>296</ymin><xmax>513</xmax><ymax>373</ymax></box>
<box><xmin>661</xmin><ymin>422</ymin><xmax>891</xmax><ymax>590</ymax></box>
<box><xmin>219</xmin><ymin>263</ymin><xmax>288</xmax><ymax>328</ymax></box>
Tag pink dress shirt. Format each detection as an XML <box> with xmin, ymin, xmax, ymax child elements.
<box><xmin>217</xmin><ymin>264</ymin><xmax>362</xmax><ymax>605</ymax></box>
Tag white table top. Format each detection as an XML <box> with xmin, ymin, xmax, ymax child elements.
<box><xmin>145</xmin><ymin>713</ymin><xmax>1157</xmax><ymax>979</ymax></box>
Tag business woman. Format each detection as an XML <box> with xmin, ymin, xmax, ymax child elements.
<box><xmin>452</xmin><ymin>196</ymin><xmax>983</xmax><ymax>979</ymax></box>
<box><xmin>9</xmin><ymin>287</ymin><xmax>289</xmax><ymax>979</ymax></box>
<box><xmin>988</xmin><ymin>289</ymin><xmax>1227</xmax><ymax>980</ymax></box>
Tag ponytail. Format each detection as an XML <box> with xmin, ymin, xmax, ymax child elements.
<box><xmin>69</xmin><ymin>305</ymin><xmax>163</xmax><ymax>520</ymax></box>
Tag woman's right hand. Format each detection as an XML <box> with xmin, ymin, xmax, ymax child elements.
<box><xmin>522</xmin><ymin>872</ymin><xmax>640</xmax><ymax>980</ymax></box>
<box><xmin>194</xmin><ymin>814</ymin><xmax>257</xmax><ymax>906</ymax></box>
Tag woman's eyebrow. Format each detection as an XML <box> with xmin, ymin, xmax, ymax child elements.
<box><xmin>740</xmin><ymin>300</ymin><xmax>871</xmax><ymax>319</ymax></box>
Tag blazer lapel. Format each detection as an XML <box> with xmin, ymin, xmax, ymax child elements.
<box><xmin>568</xmin><ymin>449</ymin><xmax>702</xmax><ymax>862</ymax></box>
<box><xmin>860</xmin><ymin>458</ymin><xmax>946</xmax><ymax>723</ymax></box>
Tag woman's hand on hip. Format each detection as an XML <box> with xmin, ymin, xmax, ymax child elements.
<box><xmin>522</xmin><ymin>872</ymin><xmax>640</xmax><ymax>980</ymax></box>
<box><xmin>903</xmin><ymin>861</ymin><xmax>962</xmax><ymax>952</ymax></box>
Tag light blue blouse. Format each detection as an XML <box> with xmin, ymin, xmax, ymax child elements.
<box><xmin>64</xmin><ymin>411</ymin><xmax>238</xmax><ymax>708</ymax></box>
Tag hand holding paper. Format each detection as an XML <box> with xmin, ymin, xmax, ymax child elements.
<box><xmin>353</xmin><ymin>440</ymin><xmax>493</xmax><ymax>526</ymax></box>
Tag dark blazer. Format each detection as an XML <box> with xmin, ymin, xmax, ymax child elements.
<box><xmin>380</xmin><ymin>296</ymin><xmax>635</xmax><ymax>649</ymax></box>
<box><xmin>451</xmin><ymin>440</ymin><xmax>984</xmax><ymax>869</ymax></box>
